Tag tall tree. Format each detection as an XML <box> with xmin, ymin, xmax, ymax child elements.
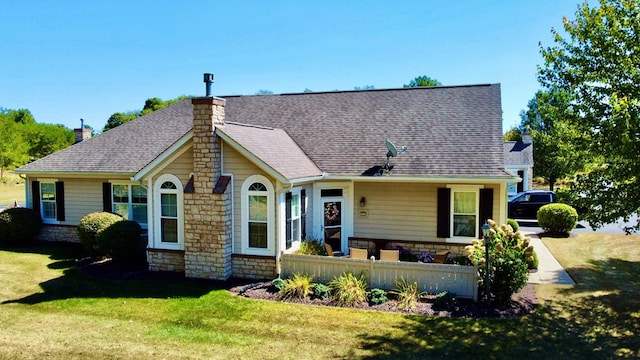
<box><xmin>538</xmin><ymin>0</ymin><xmax>640</xmax><ymax>232</ymax></box>
<box><xmin>519</xmin><ymin>90</ymin><xmax>587</xmax><ymax>191</ymax></box>
<box><xmin>21</xmin><ymin>123</ymin><xmax>74</xmax><ymax>160</ymax></box>
<box><xmin>403</xmin><ymin>75</ymin><xmax>441</xmax><ymax>87</ymax></box>
<box><xmin>102</xmin><ymin>96</ymin><xmax>189</xmax><ymax>132</ymax></box>
<box><xmin>0</xmin><ymin>119</ymin><xmax>28</xmax><ymax>178</ymax></box>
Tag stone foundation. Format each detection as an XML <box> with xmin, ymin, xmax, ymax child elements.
<box><xmin>147</xmin><ymin>249</ymin><xmax>186</xmax><ymax>272</ymax></box>
<box><xmin>37</xmin><ymin>225</ymin><xmax>80</xmax><ymax>242</ymax></box>
<box><xmin>348</xmin><ymin>237</ymin><xmax>467</xmax><ymax>260</ymax></box>
<box><xmin>232</xmin><ymin>254</ymin><xmax>277</xmax><ymax>280</ymax></box>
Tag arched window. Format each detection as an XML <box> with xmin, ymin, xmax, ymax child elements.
<box><xmin>241</xmin><ymin>175</ymin><xmax>274</xmax><ymax>255</ymax></box>
<box><xmin>154</xmin><ymin>174</ymin><xmax>183</xmax><ymax>250</ymax></box>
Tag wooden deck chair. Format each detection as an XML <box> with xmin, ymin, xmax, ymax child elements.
<box><xmin>433</xmin><ymin>251</ymin><xmax>450</xmax><ymax>264</ymax></box>
<box><xmin>324</xmin><ymin>242</ymin><xmax>344</xmax><ymax>257</ymax></box>
<box><xmin>379</xmin><ymin>249</ymin><xmax>399</xmax><ymax>262</ymax></box>
<box><xmin>349</xmin><ymin>247</ymin><xmax>368</xmax><ymax>260</ymax></box>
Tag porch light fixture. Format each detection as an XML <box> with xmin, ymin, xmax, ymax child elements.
<box><xmin>359</xmin><ymin>197</ymin><xmax>366</xmax><ymax>208</ymax></box>
<box><xmin>481</xmin><ymin>222</ymin><xmax>491</xmax><ymax>306</ymax></box>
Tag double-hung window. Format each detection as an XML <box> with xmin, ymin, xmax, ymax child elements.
<box><xmin>112</xmin><ymin>184</ymin><xmax>148</xmax><ymax>228</ymax></box>
<box><xmin>241</xmin><ymin>175</ymin><xmax>274</xmax><ymax>255</ymax></box>
<box><xmin>40</xmin><ymin>182</ymin><xmax>57</xmax><ymax>221</ymax></box>
<box><xmin>285</xmin><ymin>190</ymin><xmax>301</xmax><ymax>249</ymax></box>
<box><xmin>452</xmin><ymin>190</ymin><xmax>478</xmax><ymax>238</ymax></box>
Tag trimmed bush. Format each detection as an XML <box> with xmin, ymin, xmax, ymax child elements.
<box><xmin>77</xmin><ymin>212</ymin><xmax>123</xmax><ymax>256</ymax></box>
<box><xmin>279</xmin><ymin>273</ymin><xmax>314</xmax><ymax>300</ymax></box>
<box><xmin>329</xmin><ymin>272</ymin><xmax>368</xmax><ymax>307</ymax></box>
<box><xmin>507</xmin><ymin>218</ymin><xmax>519</xmax><ymax>232</ymax></box>
<box><xmin>96</xmin><ymin>220</ymin><xmax>145</xmax><ymax>265</ymax></box>
<box><xmin>0</xmin><ymin>207</ymin><xmax>42</xmax><ymax>245</ymax></box>
<box><xmin>537</xmin><ymin>203</ymin><xmax>578</xmax><ymax>236</ymax></box>
<box><xmin>527</xmin><ymin>250</ymin><xmax>539</xmax><ymax>270</ymax></box>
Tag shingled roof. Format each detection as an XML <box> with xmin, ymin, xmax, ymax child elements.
<box><xmin>17</xmin><ymin>84</ymin><xmax>512</xmax><ymax>180</ymax></box>
<box><xmin>504</xmin><ymin>141</ymin><xmax>533</xmax><ymax>166</ymax></box>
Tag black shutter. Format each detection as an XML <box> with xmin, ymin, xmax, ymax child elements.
<box><xmin>55</xmin><ymin>181</ymin><xmax>65</xmax><ymax>221</ymax></box>
<box><xmin>301</xmin><ymin>189</ymin><xmax>307</xmax><ymax>239</ymax></box>
<box><xmin>31</xmin><ymin>181</ymin><xmax>40</xmax><ymax>213</ymax></box>
<box><xmin>436</xmin><ymin>188</ymin><xmax>451</xmax><ymax>238</ymax></box>
<box><xmin>479</xmin><ymin>188</ymin><xmax>494</xmax><ymax>238</ymax></box>
<box><xmin>285</xmin><ymin>192</ymin><xmax>292</xmax><ymax>249</ymax></box>
<box><xmin>102</xmin><ymin>182</ymin><xmax>112</xmax><ymax>212</ymax></box>
<box><xmin>517</xmin><ymin>171</ymin><xmax>524</xmax><ymax>193</ymax></box>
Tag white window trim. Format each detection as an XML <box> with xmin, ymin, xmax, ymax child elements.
<box><xmin>313</xmin><ymin>182</ymin><xmax>353</xmax><ymax>254</ymax></box>
<box><xmin>241</xmin><ymin>175</ymin><xmax>275</xmax><ymax>256</ymax></box>
<box><xmin>281</xmin><ymin>188</ymin><xmax>302</xmax><ymax>253</ymax></box>
<box><xmin>447</xmin><ymin>184</ymin><xmax>483</xmax><ymax>243</ymax></box>
<box><xmin>153</xmin><ymin>174</ymin><xmax>184</xmax><ymax>251</ymax></box>
<box><xmin>110</xmin><ymin>181</ymin><xmax>148</xmax><ymax>229</ymax></box>
<box><xmin>39</xmin><ymin>180</ymin><xmax>58</xmax><ymax>224</ymax></box>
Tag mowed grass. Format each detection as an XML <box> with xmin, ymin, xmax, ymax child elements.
<box><xmin>0</xmin><ymin>233</ymin><xmax>638</xmax><ymax>359</ymax></box>
<box><xmin>0</xmin><ymin>172</ymin><xmax>25</xmax><ymax>206</ymax></box>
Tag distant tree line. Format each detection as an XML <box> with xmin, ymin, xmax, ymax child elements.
<box><xmin>0</xmin><ymin>108</ymin><xmax>75</xmax><ymax>178</ymax></box>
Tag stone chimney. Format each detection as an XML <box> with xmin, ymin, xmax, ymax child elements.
<box><xmin>74</xmin><ymin>119</ymin><xmax>91</xmax><ymax>144</ymax></box>
<box><xmin>183</xmin><ymin>93</ymin><xmax>232</xmax><ymax>280</ymax></box>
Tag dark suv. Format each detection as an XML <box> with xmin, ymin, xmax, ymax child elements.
<box><xmin>508</xmin><ymin>190</ymin><xmax>556</xmax><ymax>219</ymax></box>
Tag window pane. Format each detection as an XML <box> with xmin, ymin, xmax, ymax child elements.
<box><xmin>112</xmin><ymin>185</ymin><xmax>128</xmax><ymax>203</ymax></box>
<box><xmin>324</xmin><ymin>202</ymin><xmax>341</xmax><ymax>227</ymax></box>
<box><xmin>114</xmin><ymin>203</ymin><xmax>129</xmax><ymax>219</ymax></box>
<box><xmin>292</xmin><ymin>218</ymin><xmax>299</xmax><ymax>243</ymax></box>
<box><xmin>454</xmin><ymin>215</ymin><xmax>476</xmax><ymax>237</ymax></box>
<box><xmin>454</xmin><ymin>192</ymin><xmax>476</xmax><ymax>214</ymax></box>
<box><xmin>292</xmin><ymin>194</ymin><xmax>300</xmax><ymax>217</ymax></box>
<box><xmin>161</xmin><ymin>218</ymin><xmax>178</xmax><ymax>243</ymax></box>
<box><xmin>161</xmin><ymin>194</ymin><xmax>177</xmax><ymax>217</ymax></box>
<box><xmin>132</xmin><ymin>204</ymin><xmax>147</xmax><ymax>224</ymax></box>
<box><xmin>131</xmin><ymin>185</ymin><xmax>147</xmax><ymax>203</ymax></box>
<box><xmin>42</xmin><ymin>202</ymin><xmax>56</xmax><ymax>219</ymax></box>
<box><xmin>249</xmin><ymin>195</ymin><xmax>267</xmax><ymax>221</ymax></box>
<box><xmin>161</xmin><ymin>181</ymin><xmax>176</xmax><ymax>190</ymax></box>
<box><xmin>249</xmin><ymin>182</ymin><xmax>267</xmax><ymax>191</ymax></box>
<box><xmin>249</xmin><ymin>222</ymin><xmax>267</xmax><ymax>248</ymax></box>
<box><xmin>41</xmin><ymin>183</ymin><xmax>55</xmax><ymax>201</ymax></box>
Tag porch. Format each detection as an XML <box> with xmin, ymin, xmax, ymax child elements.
<box><xmin>280</xmin><ymin>254</ymin><xmax>479</xmax><ymax>302</ymax></box>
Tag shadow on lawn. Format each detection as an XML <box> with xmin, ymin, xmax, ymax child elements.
<box><xmin>356</xmin><ymin>257</ymin><xmax>640</xmax><ymax>359</ymax></box>
<box><xmin>1</xmin><ymin>242</ymin><xmax>237</xmax><ymax>305</ymax></box>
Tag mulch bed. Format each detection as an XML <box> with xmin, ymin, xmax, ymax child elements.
<box><xmin>229</xmin><ymin>280</ymin><xmax>538</xmax><ymax>318</ymax></box>
<box><xmin>76</xmin><ymin>257</ymin><xmax>538</xmax><ymax>319</ymax></box>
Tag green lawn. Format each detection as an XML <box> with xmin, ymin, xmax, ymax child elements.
<box><xmin>0</xmin><ymin>234</ymin><xmax>638</xmax><ymax>359</ymax></box>
<box><xmin>0</xmin><ymin>172</ymin><xmax>25</xmax><ymax>206</ymax></box>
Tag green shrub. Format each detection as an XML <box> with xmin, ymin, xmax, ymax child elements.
<box><xmin>367</xmin><ymin>288</ymin><xmax>389</xmax><ymax>305</ymax></box>
<box><xmin>0</xmin><ymin>207</ymin><xmax>42</xmax><ymax>245</ymax></box>
<box><xmin>96</xmin><ymin>220</ymin><xmax>145</xmax><ymax>265</ymax></box>
<box><xmin>527</xmin><ymin>250</ymin><xmax>539</xmax><ymax>270</ymax></box>
<box><xmin>297</xmin><ymin>238</ymin><xmax>325</xmax><ymax>255</ymax></box>
<box><xmin>433</xmin><ymin>291</ymin><xmax>458</xmax><ymax>311</ymax></box>
<box><xmin>537</xmin><ymin>203</ymin><xmax>578</xmax><ymax>236</ymax></box>
<box><xmin>329</xmin><ymin>272</ymin><xmax>368</xmax><ymax>307</ymax></box>
<box><xmin>279</xmin><ymin>273</ymin><xmax>314</xmax><ymax>300</ymax></box>
<box><xmin>313</xmin><ymin>283</ymin><xmax>331</xmax><ymax>300</ymax></box>
<box><xmin>466</xmin><ymin>220</ymin><xmax>532</xmax><ymax>305</ymax></box>
<box><xmin>77</xmin><ymin>212</ymin><xmax>123</xmax><ymax>256</ymax></box>
<box><xmin>507</xmin><ymin>218</ymin><xmax>519</xmax><ymax>232</ymax></box>
<box><xmin>389</xmin><ymin>277</ymin><xmax>423</xmax><ymax>312</ymax></box>
<box><xmin>271</xmin><ymin>277</ymin><xmax>285</xmax><ymax>291</ymax></box>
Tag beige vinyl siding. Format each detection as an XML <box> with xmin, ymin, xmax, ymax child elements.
<box><xmin>222</xmin><ymin>143</ymin><xmax>275</xmax><ymax>253</ymax></box>
<box><xmin>33</xmin><ymin>177</ymin><xmax>127</xmax><ymax>226</ymax></box>
<box><xmin>150</xmin><ymin>147</ymin><xmax>193</xmax><ymax>186</ymax></box>
<box><xmin>354</xmin><ymin>182</ymin><xmax>439</xmax><ymax>241</ymax></box>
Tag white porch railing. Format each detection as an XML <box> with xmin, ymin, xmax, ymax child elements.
<box><xmin>281</xmin><ymin>254</ymin><xmax>479</xmax><ymax>302</ymax></box>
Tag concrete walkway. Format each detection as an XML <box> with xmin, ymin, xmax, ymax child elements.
<box><xmin>523</xmin><ymin>232</ymin><xmax>575</xmax><ymax>285</ymax></box>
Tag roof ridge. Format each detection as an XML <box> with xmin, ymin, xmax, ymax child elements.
<box><xmin>224</xmin><ymin>121</ymin><xmax>276</xmax><ymax>130</ymax></box>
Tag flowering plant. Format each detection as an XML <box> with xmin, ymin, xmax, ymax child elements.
<box><xmin>417</xmin><ymin>252</ymin><xmax>434</xmax><ymax>263</ymax></box>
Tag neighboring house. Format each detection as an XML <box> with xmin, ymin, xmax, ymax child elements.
<box><xmin>16</xmin><ymin>81</ymin><xmax>517</xmax><ymax>280</ymax></box>
<box><xmin>504</xmin><ymin>131</ymin><xmax>533</xmax><ymax>197</ymax></box>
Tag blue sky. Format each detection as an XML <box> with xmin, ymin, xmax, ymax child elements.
<box><xmin>1</xmin><ymin>1</ymin><xmax>580</xmax><ymax>132</ymax></box>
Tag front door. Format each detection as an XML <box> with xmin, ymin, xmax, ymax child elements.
<box><xmin>323</xmin><ymin>199</ymin><xmax>343</xmax><ymax>252</ymax></box>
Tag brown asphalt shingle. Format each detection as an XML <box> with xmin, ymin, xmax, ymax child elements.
<box><xmin>17</xmin><ymin>84</ymin><xmax>511</xmax><ymax>179</ymax></box>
